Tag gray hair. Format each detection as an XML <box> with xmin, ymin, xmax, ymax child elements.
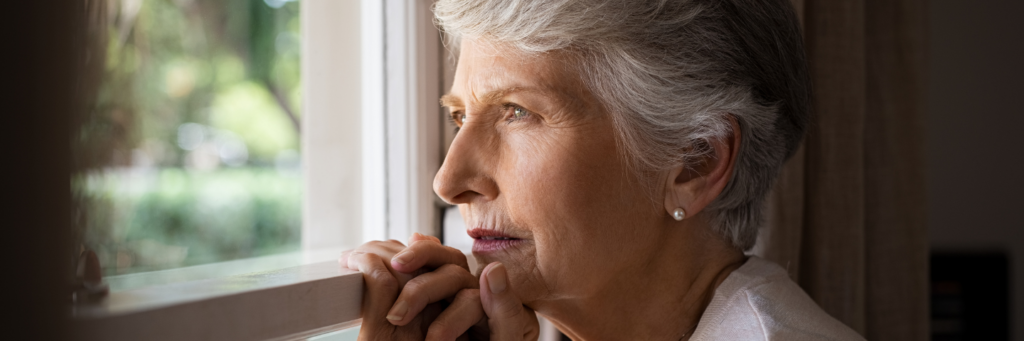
<box><xmin>434</xmin><ymin>0</ymin><xmax>810</xmax><ymax>250</ymax></box>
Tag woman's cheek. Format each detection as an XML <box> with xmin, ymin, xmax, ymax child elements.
<box><xmin>497</xmin><ymin>123</ymin><xmax>609</xmax><ymax>297</ymax></box>
<box><xmin>505</xmin><ymin>143</ymin><xmax>582</xmax><ymax>234</ymax></box>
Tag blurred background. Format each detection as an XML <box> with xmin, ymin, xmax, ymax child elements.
<box><xmin>74</xmin><ymin>0</ymin><xmax>303</xmax><ymax>275</ymax></box>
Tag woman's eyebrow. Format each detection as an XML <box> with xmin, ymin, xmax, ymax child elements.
<box><xmin>440</xmin><ymin>94</ymin><xmax>463</xmax><ymax>108</ymax></box>
<box><xmin>441</xmin><ymin>86</ymin><xmax>559</xmax><ymax>110</ymax></box>
<box><xmin>477</xmin><ymin>87</ymin><xmax>558</xmax><ymax>104</ymax></box>
<box><xmin>479</xmin><ymin>87</ymin><xmax>550</xmax><ymax>104</ymax></box>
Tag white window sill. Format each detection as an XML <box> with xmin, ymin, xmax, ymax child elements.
<box><xmin>105</xmin><ymin>247</ymin><xmax>348</xmax><ymax>293</ymax></box>
<box><xmin>73</xmin><ymin>253</ymin><xmax>362</xmax><ymax>341</ymax></box>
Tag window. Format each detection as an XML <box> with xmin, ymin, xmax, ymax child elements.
<box><xmin>77</xmin><ymin>0</ymin><xmax>305</xmax><ymax>276</ymax></box>
<box><xmin>74</xmin><ymin>0</ymin><xmax>455</xmax><ymax>339</ymax></box>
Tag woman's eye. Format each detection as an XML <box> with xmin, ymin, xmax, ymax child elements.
<box><xmin>507</xmin><ymin>105</ymin><xmax>531</xmax><ymax>122</ymax></box>
<box><xmin>450</xmin><ymin>111</ymin><xmax>467</xmax><ymax>127</ymax></box>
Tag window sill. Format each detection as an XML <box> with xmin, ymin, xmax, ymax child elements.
<box><xmin>73</xmin><ymin>259</ymin><xmax>363</xmax><ymax>341</ymax></box>
<box><xmin>105</xmin><ymin>247</ymin><xmax>348</xmax><ymax>292</ymax></box>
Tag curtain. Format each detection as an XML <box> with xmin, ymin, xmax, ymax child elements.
<box><xmin>751</xmin><ymin>0</ymin><xmax>929</xmax><ymax>339</ymax></box>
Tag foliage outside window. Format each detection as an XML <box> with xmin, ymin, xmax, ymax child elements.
<box><xmin>75</xmin><ymin>0</ymin><xmax>303</xmax><ymax>276</ymax></box>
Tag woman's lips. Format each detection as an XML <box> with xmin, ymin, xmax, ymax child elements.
<box><xmin>468</xmin><ymin>228</ymin><xmax>525</xmax><ymax>253</ymax></box>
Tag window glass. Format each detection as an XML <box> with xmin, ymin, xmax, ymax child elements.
<box><xmin>75</xmin><ymin>0</ymin><xmax>302</xmax><ymax>275</ymax></box>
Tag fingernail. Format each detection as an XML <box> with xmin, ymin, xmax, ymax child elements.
<box><xmin>386</xmin><ymin>300</ymin><xmax>407</xmax><ymax>321</ymax></box>
<box><xmin>486</xmin><ymin>263</ymin><xmax>507</xmax><ymax>294</ymax></box>
<box><xmin>393</xmin><ymin>250</ymin><xmax>415</xmax><ymax>265</ymax></box>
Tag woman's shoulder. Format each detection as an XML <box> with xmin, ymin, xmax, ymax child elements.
<box><xmin>690</xmin><ymin>257</ymin><xmax>865</xmax><ymax>341</ymax></box>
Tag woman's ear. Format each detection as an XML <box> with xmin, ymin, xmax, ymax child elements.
<box><xmin>662</xmin><ymin>115</ymin><xmax>742</xmax><ymax>221</ymax></box>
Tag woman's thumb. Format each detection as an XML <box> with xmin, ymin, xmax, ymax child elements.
<box><xmin>480</xmin><ymin>262</ymin><xmax>538</xmax><ymax>341</ymax></box>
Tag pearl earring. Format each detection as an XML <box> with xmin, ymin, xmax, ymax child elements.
<box><xmin>672</xmin><ymin>208</ymin><xmax>686</xmax><ymax>221</ymax></box>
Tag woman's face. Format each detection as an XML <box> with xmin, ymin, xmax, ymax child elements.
<box><xmin>435</xmin><ymin>39</ymin><xmax>666</xmax><ymax>307</ymax></box>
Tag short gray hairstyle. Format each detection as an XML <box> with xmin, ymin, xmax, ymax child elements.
<box><xmin>434</xmin><ymin>0</ymin><xmax>810</xmax><ymax>250</ymax></box>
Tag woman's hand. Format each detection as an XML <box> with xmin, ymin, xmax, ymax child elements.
<box><xmin>340</xmin><ymin>237</ymin><xmax>430</xmax><ymax>340</ymax></box>
<box><xmin>395</xmin><ymin>258</ymin><xmax>540</xmax><ymax>340</ymax></box>
<box><xmin>341</xmin><ymin>233</ymin><xmax>479</xmax><ymax>340</ymax></box>
<box><xmin>473</xmin><ymin>262</ymin><xmax>541</xmax><ymax>341</ymax></box>
<box><xmin>342</xmin><ymin>234</ymin><xmax>540</xmax><ymax>340</ymax></box>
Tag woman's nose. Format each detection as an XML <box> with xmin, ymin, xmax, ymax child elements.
<box><xmin>433</xmin><ymin>124</ymin><xmax>499</xmax><ymax>205</ymax></box>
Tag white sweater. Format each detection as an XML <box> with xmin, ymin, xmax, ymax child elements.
<box><xmin>690</xmin><ymin>257</ymin><xmax>865</xmax><ymax>340</ymax></box>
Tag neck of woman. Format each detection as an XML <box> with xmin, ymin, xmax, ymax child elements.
<box><xmin>536</xmin><ymin>222</ymin><xmax>747</xmax><ymax>341</ymax></box>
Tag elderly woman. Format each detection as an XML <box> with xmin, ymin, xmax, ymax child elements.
<box><xmin>341</xmin><ymin>0</ymin><xmax>863</xmax><ymax>339</ymax></box>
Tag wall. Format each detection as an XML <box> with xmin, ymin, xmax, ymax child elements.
<box><xmin>927</xmin><ymin>1</ymin><xmax>1024</xmax><ymax>339</ymax></box>
<box><xmin>4</xmin><ymin>1</ymin><xmax>77</xmax><ymax>338</ymax></box>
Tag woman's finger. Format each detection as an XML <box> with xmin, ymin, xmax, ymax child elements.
<box><xmin>337</xmin><ymin>250</ymin><xmax>351</xmax><ymax>268</ymax></box>
<box><xmin>408</xmin><ymin>232</ymin><xmax>441</xmax><ymax>244</ymax></box>
<box><xmin>425</xmin><ymin>289</ymin><xmax>487</xmax><ymax>341</ymax></box>
<box><xmin>347</xmin><ymin>251</ymin><xmax>401</xmax><ymax>325</ymax></box>
<box><xmin>356</xmin><ymin>239</ymin><xmax>407</xmax><ymax>255</ymax></box>
<box><xmin>339</xmin><ymin>239</ymin><xmax>405</xmax><ymax>269</ymax></box>
<box><xmin>480</xmin><ymin>262</ymin><xmax>539</xmax><ymax>341</ymax></box>
<box><xmin>391</xmin><ymin>239</ymin><xmax>470</xmax><ymax>273</ymax></box>
<box><xmin>343</xmin><ymin>240</ymin><xmax>418</xmax><ymax>286</ymax></box>
<box><xmin>386</xmin><ymin>263</ymin><xmax>479</xmax><ymax>326</ymax></box>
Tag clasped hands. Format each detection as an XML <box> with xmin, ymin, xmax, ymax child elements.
<box><xmin>339</xmin><ymin>233</ymin><xmax>540</xmax><ymax>340</ymax></box>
